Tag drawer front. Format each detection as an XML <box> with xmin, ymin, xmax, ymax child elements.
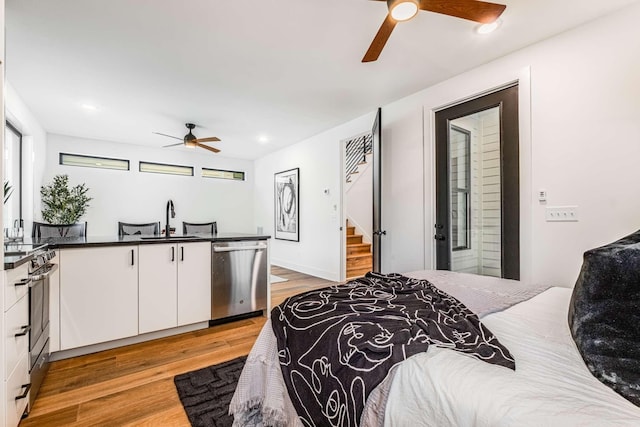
<box><xmin>5</xmin><ymin>354</ymin><xmax>30</xmax><ymax>427</ymax></box>
<box><xmin>4</xmin><ymin>263</ymin><xmax>30</xmax><ymax>312</ymax></box>
<box><xmin>4</xmin><ymin>294</ymin><xmax>29</xmax><ymax>381</ymax></box>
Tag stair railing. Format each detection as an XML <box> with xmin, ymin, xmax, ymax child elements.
<box><xmin>345</xmin><ymin>133</ymin><xmax>373</xmax><ymax>182</ymax></box>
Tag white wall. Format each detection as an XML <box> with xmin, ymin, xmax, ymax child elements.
<box><xmin>5</xmin><ymin>81</ymin><xmax>47</xmax><ymax>234</ymax></box>
<box><xmin>254</xmin><ymin>1</ymin><xmax>640</xmax><ymax>288</ymax></box>
<box><xmin>254</xmin><ymin>114</ymin><xmax>374</xmax><ymax>281</ymax></box>
<box><xmin>44</xmin><ymin>134</ymin><xmax>255</xmax><ymax>236</ymax></box>
<box><xmin>346</xmin><ymin>152</ymin><xmax>373</xmax><ymax>244</ymax></box>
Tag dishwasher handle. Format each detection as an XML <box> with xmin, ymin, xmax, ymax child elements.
<box><xmin>213</xmin><ymin>244</ymin><xmax>267</xmax><ymax>253</ymax></box>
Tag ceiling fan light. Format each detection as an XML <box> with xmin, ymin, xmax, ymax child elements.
<box><xmin>388</xmin><ymin>0</ymin><xmax>419</xmax><ymax>22</ymax></box>
<box><xmin>476</xmin><ymin>19</ymin><xmax>501</xmax><ymax>35</ymax></box>
<box><xmin>185</xmin><ymin>140</ymin><xmax>197</xmax><ymax>148</ymax></box>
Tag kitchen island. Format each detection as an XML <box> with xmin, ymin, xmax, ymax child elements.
<box><xmin>11</xmin><ymin>233</ymin><xmax>271</xmax><ymax>360</ymax></box>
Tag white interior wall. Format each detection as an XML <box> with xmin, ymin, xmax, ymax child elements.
<box><xmin>255</xmin><ymin>2</ymin><xmax>640</xmax><ymax>287</ymax></box>
<box><xmin>416</xmin><ymin>2</ymin><xmax>640</xmax><ymax>287</ymax></box>
<box><xmin>346</xmin><ymin>153</ymin><xmax>373</xmax><ymax>244</ymax></box>
<box><xmin>44</xmin><ymin>134</ymin><xmax>255</xmax><ymax>236</ymax></box>
<box><xmin>254</xmin><ymin>114</ymin><xmax>374</xmax><ymax>281</ymax></box>
<box><xmin>5</xmin><ymin>81</ymin><xmax>47</xmax><ymax>235</ymax></box>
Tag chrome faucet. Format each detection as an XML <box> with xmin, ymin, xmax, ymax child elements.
<box><xmin>166</xmin><ymin>200</ymin><xmax>175</xmax><ymax>237</ymax></box>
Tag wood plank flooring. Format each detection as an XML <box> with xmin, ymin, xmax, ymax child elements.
<box><xmin>21</xmin><ymin>266</ymin><xmax>337</xmax><ymax>426</ymax></box>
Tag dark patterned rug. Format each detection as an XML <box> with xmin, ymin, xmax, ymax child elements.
<box><xmin>174</xmin><ymin>356</ymin><xmax>246</xmax><ymax>427</ymax></box>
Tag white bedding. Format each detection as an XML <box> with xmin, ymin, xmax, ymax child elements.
<box><xmin>383</xmin><ymin>287</ymin><xmax>640</xmax><ymax>426</ymax></box>
<box><xmin>231</xmin><ymin>274</ymin><xmax>640</xmax><ymax>426</ymax></box>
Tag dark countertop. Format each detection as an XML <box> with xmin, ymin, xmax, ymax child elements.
<box><xmin>4</xmin><ymin>253</ymin><xmax>34</xmax><ymax>270</ymax></box>
<box><xmin>4</xmin><ymin>233</ymin><xmax>270</xmax><ymax>269</ymax></box>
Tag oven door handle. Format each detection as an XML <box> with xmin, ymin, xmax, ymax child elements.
<box><xmin>29</xmin><ymin>263</ymin><xmax>59</xmax><ymax>283</ymax></box>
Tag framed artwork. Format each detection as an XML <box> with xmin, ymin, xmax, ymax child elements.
<box><xmin>274</xmin><ymin>168</ymin><xmax>299</xmax><ymax>241</ymax></box>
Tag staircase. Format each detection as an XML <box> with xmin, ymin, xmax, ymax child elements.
<box><xmin>346</xmin><ymin>221</ymin><xmax>373</xmax><ymax>279</ymax></box>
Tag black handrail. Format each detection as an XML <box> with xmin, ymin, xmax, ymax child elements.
<box><xmin>345</xmin><ymin>134</ymin><xmax>373</xmax><ymax>182</ymax></box>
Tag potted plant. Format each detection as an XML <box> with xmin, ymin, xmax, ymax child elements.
<box><xmin>40</xmin><ymin>174</ymin><xmax>92</xmax><ymax>224</ymax></box>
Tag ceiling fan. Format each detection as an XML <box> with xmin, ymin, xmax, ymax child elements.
<box><xmin>363</xmin><ymin>0</ymin><xmax>507</xmax><ymax>62</ymax></box>
<box><xmin>153</xmin><ymin>123</ymin><xmax>222</xmax><ymax>153</ymax></box>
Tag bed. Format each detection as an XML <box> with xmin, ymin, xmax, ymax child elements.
<box><xmin>230</xmin><ymin>270</ymin><xmax>640</xmax><ymax>426</ymax></box>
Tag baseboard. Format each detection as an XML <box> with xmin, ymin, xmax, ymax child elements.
<box><xmin>272</xmin><ymin>258</ymin><xmax>340</xmax><ymax>282</ymax></box>
<box><xmin>51</xmin><ymin>321</ymin><xmax>209</xmax><ymax>361</ymax></box>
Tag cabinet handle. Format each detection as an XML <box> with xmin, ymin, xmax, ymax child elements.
<box><xmin>131</xmin><ymin>249</ymin><xmax>135</xmax><ymax>266</ymax></box>
<box><xmin>181</xmin><ymin>246</ymin><xmax>184</xmax><ymax>261</ymax></box>
<box><xmin>15</xmin><ymin>383</ymin><xmax>31</xmax><ymax>401</ymax></box>
<box><xmin>14</xmin><ymin>278</ymin><xmax>32</xmax><ymax>287</ymax></box>
<box><xmin>171</xmin><ymin>246</ymin><xmax>175</xmax><ymax>262</ymax></box>
<box><xmin>15</xmin><ymin>325</ymin><xmax>31</xmax><ymax>337</ymax></box>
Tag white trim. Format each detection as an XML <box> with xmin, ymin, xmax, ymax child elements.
<box><xmin>272</xmin><ymin>259</ymin><xmax>339</xmax><ymax>282</ymax></box>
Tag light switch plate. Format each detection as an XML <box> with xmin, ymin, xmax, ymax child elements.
<box><xmin>545</xmin><ymin>206</ymin><xmax>579</xmax><ymax>222</ymax></box>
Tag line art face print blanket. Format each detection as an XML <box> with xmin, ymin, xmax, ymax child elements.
<box><xmin>271</xmin><ymin>272</ymin><xmax>516</xmax><ymax>427</ymax></box>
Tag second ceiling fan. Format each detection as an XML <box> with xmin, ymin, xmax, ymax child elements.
<box><xmin>363</xmin><ymin>0</ymin><xmax>507</xmax><ymax>62</ymax></box>
<box><xmin>154</xmin><ymin>123</ymin><xmax>222</xmax><ymax>153</ymax></box>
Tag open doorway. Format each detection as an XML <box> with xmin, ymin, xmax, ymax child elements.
<box><xmin>341</xmin><ymin>132</ymin><xmax>374</xmax><ymax>280</ymax></box>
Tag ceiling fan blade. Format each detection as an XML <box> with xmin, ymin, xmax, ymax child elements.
<box><xmin>153</xmin><ymin>132</ymin><xmax>182</xmax><ymax>141</ymax></box>
<box><xmin>163</xmin><ymin>142</ymin><xmax>184</xmax><ymax>148</ymax></box>
<box><xmin>196</xmin><ymin>143</ymin><xmax>220</xmax><ymax>153</ymax></box>
<box><xmin>420</xmin><ymin>0</ymin><xmax>506</xmax><ymax>24</ymax></box>
<box><xmin>362</xmin><ymin>14</ymin><xmax>397</xmax><ymax>63</ymax></box>
<box><xmin>193</xmin><ymin>136</ymin><xmax>221</xmax><ymax>143</ymax></box>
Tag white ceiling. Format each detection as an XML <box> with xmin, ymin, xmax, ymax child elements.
<box><xmin>5</xmin><ymin>0</ymin><xmax>638</xmax><ymax>160</ymax></box>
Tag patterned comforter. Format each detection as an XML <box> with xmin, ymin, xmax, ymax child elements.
<box><xmin>270</xmin><ymin>272</ymin><xmax>516</xmax><ymax>427</ymax></box>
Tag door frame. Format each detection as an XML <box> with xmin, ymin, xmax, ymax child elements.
<box><xmin>435</xmin><ymin>84</ymin><xmax>520</xmax><ymax>279</ymax></box>
<box><xmin>423</xmin><ymin>68</ymin><xmax>533</xmax><ymax>283</ymax></box>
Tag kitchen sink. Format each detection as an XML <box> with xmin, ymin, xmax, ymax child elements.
<box><xmin>140</xmin><ymin>235</ymin><xmax>200</xmax><ymax>240</ymax></box>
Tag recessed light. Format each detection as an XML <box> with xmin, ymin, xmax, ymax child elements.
<box><xmin>476</xmin><ymin>20</ymin><xmax>501</xmax><ymax>35</ymax></box>
<box><xmin>258</xmin><ymin>135</ymin><xmax>269</xmax><ymax>144</ymax></box>
<box><xmin>81</xmin><ymin>103</ymin><xmax>98</xmax><ymax>111</ymax></box>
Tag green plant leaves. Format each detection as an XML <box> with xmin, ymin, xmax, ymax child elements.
<box><xmin>40</xmin><ymin>174</ymin><xmax>92</xmax><ymax>224</ymax></box>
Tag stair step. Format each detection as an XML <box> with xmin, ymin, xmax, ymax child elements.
<box><xmin>347</xmin><ymin>235</ymin><xmax>363</xmax><ymax>245</ymax></box>
<box><xmin>346</xmin><ymin>226</ymin><xmax>356</xmax><ymax>236</ymax></box>
<box><xmin>347</xmin><ymin>243</ymin><xmax>371</xmax><ymax>255</ymax></box>
<box><xmin>346</xmin><ymin>252</ymin><xmax>372</xmax><ymax>259</ymax></box>
<box><xmin>347</xmin><ymin>254</ymin><xmax>372</xmax><ymax>269</ymax></box>
<box><xmin>346</xmin><ymin>266</ymin><xmax>371</xmax><ymax>279</ymax></box>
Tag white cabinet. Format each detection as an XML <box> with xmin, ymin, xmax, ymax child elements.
<box><xmin>59</xmin><ymin>246</ymin><xmax>139</xmax><ymax>350</ymax></box>
<box><xmin>177</xmin><ymin>242</ymin><xmax>211</xmax><ymax>326</ymax></box>
<box><xmin>138</xmin><ymin>243</ymin><xmax>178</xmax><ymax>334</ymax></box>
<box><xmin>3</xmin><ymin>261</ymin><xmax>31</xmax><ymax>427</ymax></box>
<box><xmin>139</xmin><ymin>242</ymin><xmax>211</xmax><ymax>334</ymax></box>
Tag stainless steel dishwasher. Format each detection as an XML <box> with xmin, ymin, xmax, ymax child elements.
<box><xmin>211</xmin><ymin>240</ymin><xmax>268</xmax><ymax>321</ymax></box>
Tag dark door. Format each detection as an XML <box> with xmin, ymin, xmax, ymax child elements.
<box><xmin>372</xmin><ymin>108</ymin><xmax>385</xmax><ymax>272</ymax></box>
<box><xmin>435</xmin><ymin>85</ymin><xmax>520</xmax><ymax>280</ymax></box>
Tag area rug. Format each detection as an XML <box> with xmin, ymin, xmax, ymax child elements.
<box><xmin>270</xmin><ymin>274</ymin><xmax>288</xmax><ymax>283</ymax></box>
<box><xmin>174</xmin><ymin>356</ymin><xmax>246</xmax><ymax>427</ymax></box>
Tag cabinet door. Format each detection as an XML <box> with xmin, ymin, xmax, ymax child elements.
<box><xmin>60</xmin><ymin>247</ymin><xmax>138</xmax><ymax>351</ymax></box>
<box><xmin>139</xmin><ymin>244</ymin><xmax>177</xmax><ymax>334</ymax></box>
<box><xmin>4</xmin><ymin>263</ymin><xmax>29</xmax><ymax>312</ymax></box>
<box><xmin>177</xmin><ymin>242</ymin><xmax>211</xmax><ymax>326</ymax></box>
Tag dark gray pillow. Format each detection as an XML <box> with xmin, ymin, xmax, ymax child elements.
<box><xmin>568</xmin><ymin>230</ymin><xmax>640</xmax><ymax>406</ymax></box>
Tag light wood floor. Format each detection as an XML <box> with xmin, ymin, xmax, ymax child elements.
<box><xmin>21</xmin><ymin>266</ymin><xmax>337</xmax><ymax>426</ymax></box>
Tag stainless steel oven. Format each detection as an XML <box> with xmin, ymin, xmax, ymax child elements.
<box><xmin>26</xmin><ymin>248</ymin><xmax>57</xmax><ymax>413</ymax></box>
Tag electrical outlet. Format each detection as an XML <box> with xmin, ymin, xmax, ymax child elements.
<box><xmin>545</xmin><ymin>206</ymin><xmax>579</xmax><ymax>222</ymax></box>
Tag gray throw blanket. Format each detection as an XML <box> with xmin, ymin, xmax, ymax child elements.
<box><xmin>271</xmin><ymin>272</ymin><xmax>516</xmax><ymax>427</ymax></box>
